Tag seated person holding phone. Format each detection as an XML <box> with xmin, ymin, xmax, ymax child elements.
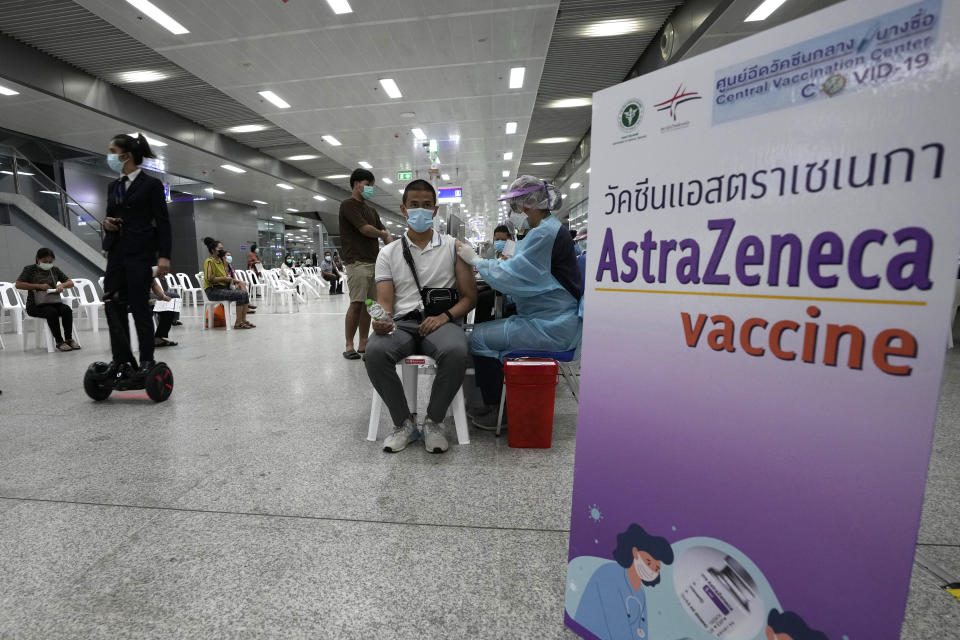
<box><xmin>16</xmin><ymin>247</ymin><xmax>78</xmax><ymax>352</ymax></box>
<box><xmin>364</xmin><ymin>180</ymin><xmax>477</xmax><ymax>454</ymax></box>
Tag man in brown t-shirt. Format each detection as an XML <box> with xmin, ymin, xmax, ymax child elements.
<box><xmin>339</xmin><ymin>167</ymin><xmax>393</xmax><ymax>359</ymax></box>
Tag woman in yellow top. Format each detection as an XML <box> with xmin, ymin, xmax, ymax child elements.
<box><xmin>202</xmin><ymin>236</ymin><xmax>255</xmax><ymax>329</ymax></box>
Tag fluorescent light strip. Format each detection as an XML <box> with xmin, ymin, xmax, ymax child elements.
<box><xmin>326</xmin><ymin>0</ymin><xmax>352</xmax><ymax>14</ymax></box>
<box><xmin>358</xmin><ymin>161</ymin><xmax>372</xmax><ymax>169</ymax></box>
<box><xmin>230</xmin><ymin>124</ymin><xmax>266</xmax><ymax>133</ymax></box>
<box><xmin>220</xmin><ymin>164</ymin><xmax>246</xmax><ymax>173</ymax></box>
<box><xmin>287</xmin><ymin>208</ymin><xmax>299</xmax><ymax>213</ymax></box>
<box><xmin>379</xmin><ymin>78</ymin><xmax>402</xmax><ymax>99</ymax></box>
<box><xmin>509</xmin><ymin>67</ymin><xmax>525</xmax><ymax>89</ymax></box>
<box><xmin>39</xmin><ymin>190</ymin><xmax>60</xmax><ymax>195</ymax></box>
<box><xmin>503</xmin><ymin>152</ymin><xmax>513</xmax><ymax>161</ymax></box>
<box><xmin>548</xmin><ymin>98</ymin><xmax>592</xmax><ymax>108</ymax></box>
<box><xmin>272</xmin><ymin>216</ymin><xmax>284</xmax><ymax>220</ymax></box>
<box><xmin>325</xmin><ymin>174</ymin><xmax>349</xmax><ymax>179</ymax></box>
<box><xmin>570</xmin><ymin>182</ymin><xmax>581</xmax><ymax>189</ymax></box>
<box><xmin>207</xmin><ymin>188</ymin><xmax>225</xmax><ymax>195</ymax></box>
<box><xmin>287</xmin><ymin>155</ymin><xmax>318</xmax><ymax>161</ymax></box>
<box><xmin>0</xmin><ymin>84</ymin><xmax>20</xmax><ymax>96</ymax></box>
<box><xmin>253</xmin><ymin>200</ymin><xmax>268</xmax><ymax>205</ymax></box>
<box><xmin>124</xmin><ymin>0</ymin><xmax>189</xmax><ymax>35</ymax></box>
<box><xmin>119</xmin><ymin>70</ymin><xmax>167</xmax><ymax>83</ymax></box>
<box><xmin>382</xmin><ymin>178</ymin><xmax>393</xmax><ymax>184</ymax></box>
<box><xmin>276</xmin><ymin>183</ymin><xmax>294</xmax><ymax>190</ymax></box>
<box><xmin>411</xmin><ymin>128</ymin><xmax>426</xmax><ymax>140</ymax></box>
<box><xmin>322</xmin><ymin>135</ymin><xmax>342</xmax><ymax>146</ymax></box>
<box><xmin>313</xmin><ymin>195</ymin><xmax>327</xmax><ymax>201</ymax></box>
<box><xmin>505</xmin><ymin>121</ymin><xmax>517</xmax><ymax>135</ymax></box>
<box><xmin>745</xmin><ymin>0</ymin><xmax>790</xmax><ymax>21</ymax></box>
<box><xmin>258</xmin><ymin>90</ymin><xmax>291</xmax><ymax>109</ymax></box>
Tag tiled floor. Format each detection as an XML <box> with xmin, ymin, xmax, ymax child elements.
<box><xmin>0</xmin><ymin>295</ymin><xmax>957</xmax><ymax>638</ymax></box>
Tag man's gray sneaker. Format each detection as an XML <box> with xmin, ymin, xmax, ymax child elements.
<box><xmin>383</xmin><ymin>418</ymin><xmax>419</xmax><ymax>453</ymax></box>
<box><xmin>423</xmin><ymin>417</ymin><xmax>449</xmax><ymax>453</ymax></box>
<box><xmin>471</xmin><ymin>405</ymin><xmax>506</xmax><ymax>431</ymax></box>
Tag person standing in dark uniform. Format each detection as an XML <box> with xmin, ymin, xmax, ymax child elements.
<box><xmin>101</xmin><ymin>133</ymin><xmax>172</xmax><ymax>376</ymax></box>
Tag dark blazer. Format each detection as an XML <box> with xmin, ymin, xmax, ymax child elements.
<box><xmin>103</xmin><ymin>171</ymin><xmax>172</xmax><ymax>260</ymax></box>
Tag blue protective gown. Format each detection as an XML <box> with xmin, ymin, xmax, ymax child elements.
<box><xmin>574</xmin><ymin>561</ymin><xmax>649</xmax><ymax>640</ymax></box>
<box><xmin>470</xmin><ymin>214</ymin><xmax>582</xmax><ymax>359</ymax></box>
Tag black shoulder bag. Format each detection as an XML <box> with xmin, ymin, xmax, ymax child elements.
<box><xmin>400</xmin><ymin>236</ymin><xmax>460</xmax><ymax>319</ymax></box>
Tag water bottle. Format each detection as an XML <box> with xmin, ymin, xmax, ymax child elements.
<box><xmin>366</xmin><ymin>299</ymin><xmax>394</xmax><ymax>333</ymax></box>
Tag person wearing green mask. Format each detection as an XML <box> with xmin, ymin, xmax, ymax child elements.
<box><xmin>15</xmin><ymin>247</ymin><xmax>79</xmax><ymax>351</ymax></box>
<box><xmin>338</xmin><ymin>167</ymin><xmax>392</xmax><ymax>360</ymax></box>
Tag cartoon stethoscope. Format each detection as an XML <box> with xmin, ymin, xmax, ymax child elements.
<box><xmin>624</xmin><ymin>594</ymin><xmax>647</xmax><ymax>638</ymax></box>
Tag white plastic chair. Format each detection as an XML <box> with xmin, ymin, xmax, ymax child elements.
<box><xmin>176</xmin><ymin>272</ymin><xmax>203</xmax><ymax>307</ymax></box>
<box><xmin>21</xmin><ymin>314</ymin><xmax>82</xmax><ymax>352</ymax></box>
<box><xmin>263</xmin><ymin>270</ymin><xmax>299</xmax><ymax>313</ymax></box>
<box><xmin>163</xmin><ymin>273</ymin><xmax>182</xmax><ymax>295</ymax></box>
<box><xmin>196</xmin><ymin>272</ymin><xmax>235</xmax><ymax>330</ymax></box>
<box><xmin>0</xmin><ymin>282</ymin><xmax>25</xmax><ymax>335</ymax></box>
<box><xmin>246</xmin><ymin>270</ymin><xmax>266</xmax><ymax>302</ymax></box>
<box><xmin>72</xmin><ymin>278</ymin><xmax>105</xmax><ymax>331</ymax></box>
<box><xmin>367</xmin><ymin>355</ymin><xmax>470</xmax><ymax>445</ymax></box>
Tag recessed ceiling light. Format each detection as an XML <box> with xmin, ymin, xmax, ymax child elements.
<box><xmin>118</xmin><ymin>70</ymin><xmax>168</xmax><ymax>83</ymax></box>
<box><xmin>325</xmin><ymin>174</ymin><xmax>349</xmax><ymax>179</ymax></box>
<box><xmin>253</xmin><ymin>200</ymin><xmax>268</xmax><ymax>205</ymax></box>
<box><xmin>509</xmin><ymin>67</ymin><xmax>526</xmax><ymax>89</ymax></box>
<box><xmin>322</xmin><ymin>135</ymin><xmax>342</xmax><ymax>146</ymax></box>
<box><xmin>398</xmin><ymin>189</ymin><xmax>404</xmax><ymax>194</ymax></box>
<box><xmin>220</xmin><ymin>164</ymin><xmax>246</xmax><ymax>173</ymax></box>
<box><xmin>313</xmin><ymin>195</ymin><xmax>327</xmax><ymax>201</ymax></box>
<box><xmin>127</xmin><ymin>133</ymin><xmax>167</xmax><ymax>147</ymax></box>
<box><xmin>562</xmin><ymin>193</ymin><xmax>568</xmax><ymax>199</ymax></box>
<box><xmin>505</xmin><ymin>122</ymin><xmax>517</xmax><ymax>135</ymax></box>
<box><xmin>570</xmin><ymin>182</ymin><xmax>581</xmax><ymax>189</ymax></box>
<box><xmin>586</xmin><ymin>168</ymin><xmax>591</xmax><ymax>173</ymax></box>
<box><xmin>500</xmin><ymin>184</ymin><xmax>508</xmax><ymax>190</ymax></box>
<box><xmin>287</xmin><ymin>154</ymin><xmax>319</xmax><ymax>161</ymax></box>
<box><xmin>411</xmin><ymin>128</ymin><xmax>426</xmax><ymax>140</ymax></box>
<box><xmin>548</xmin><ymin>98</ymin><xmax>592</xmax><ymax>108</ymax></box>
<box><xmin>229</xmin><ymin>124</ymin><xmax>267</xmax><ymax>133</ymax></box>
<box><xmin>297</xmin><ymin>219</ymin><xmax>308</xmax><ymax>224</ymax></box>
<box><xmin>503</xmin><ymin>152</ymin><xmax>513</xmax><ymax>160</ymax></box>
<box><xmin>124</xmin><ymin>0</ymin><xmax>189</xmax><ymax>35</ymax></box>
<box><xmin>287</xmin><ymin>208</ymin><xmax>299</xmax><ymax>212</ymax></box>
<box><xmin>272</xmin><ymin>216</ymin><xmax>284</xmax><ymax>220</ymax></box>
<box><xmin>379</xmin><ymin>78</ymin><xmax>402</xmax><ymax>99</ymax></box>
<box><xmin>326</xmin><ymin>0</ymin><xmax>352</xmax><ymax>14</ymax></box>
<box><xmin>581</xmin><ymin>19</ymin><xmax>641</xmax><ymax>38</ymax></box>
<box><xmin>358</xmin><ymin>161</ymin><xmax>372</xmax><ymax>169</ymax></box>
<box><xmin>530</xmin><ymin>161</ymin><xmax>555</xmax><ymax>166</ymax></box>
<box><xmin>537</xmin><ymin>137</ymin><xmax>573</xmax><ymax>144</ymax></box>
<box><xmin>258</xmin><ymin>90</ymin><xmax>291</xmax><ymax>109</ymax></box>
<box><xmin>450</xmin><ymin>134</ymin><xmax>460</xmax><ymax>143</ymax></box>
<box><xmin>441</xmin><ymin>174</ymin><xmax>450</xmax><ymax>181</ymax></box>
<box><xmin>206</xmin><ymin>188</ymin><xmax>225</xmax><ymax>195</ymax></box>
<box><xmin>745</xmin><ymin>0</ymin><xmax>790</xmax><ymax>21</ymax></box>
<box><xmin>502</xmin><ymin>170</ymin><xmax>509</xmax><ymax>178</ymax></box>
<box><xmin>382</xmin><ymin>178</ymin><xmax>393</xmax><ymax>184</ymax></box>
<box><xmin>276</xmin><ymin>183</ymin><xmax>294</xmax><ymax>190</ymax></box>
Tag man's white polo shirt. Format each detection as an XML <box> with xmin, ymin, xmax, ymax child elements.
<box><xmin>375</xmin><ymin>230</ymin><xmax>457</xmax><ymax>318</ymax></box>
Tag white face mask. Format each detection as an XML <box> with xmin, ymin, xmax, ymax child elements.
<box><xmin>634</xmin><ymin>557</ymin><xmax>659</xmax><ymax>583</ymax></box>
<box><xmin>509</xmin><ymin>211</ymin><xmax>528</xmax><ymax>230</ymax></box>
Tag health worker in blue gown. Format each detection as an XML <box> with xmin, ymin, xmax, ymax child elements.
<box><xmin>456</xmin><ymin>176</ymin><xmax>582</xmax><ymax>429</ymax></box>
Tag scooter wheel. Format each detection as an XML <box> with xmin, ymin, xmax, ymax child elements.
<box><xmin>145</xmin><ymin>362</ymin><xmax>173</xmax><ymax>403</ymax></box>
<box><xmin>84</xmin><ymin>362</ymin><xmax>113</xmax><ymax>401</ymax></box>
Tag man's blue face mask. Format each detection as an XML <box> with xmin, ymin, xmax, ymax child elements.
<box><xmin>494</xmin><ymin>240</ymin><xmax>507</xmax><ymax>252</ymax></box>
<box><xmin>405</xmin><ymin>208</ymin><xmax>435</xmax><ymax>233</ymax></box>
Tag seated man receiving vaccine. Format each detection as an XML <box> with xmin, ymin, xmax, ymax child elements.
<box><xmin>364</xmin><ymin>180</ymin><xmax>477</xmax><ymax>454</ymax></box>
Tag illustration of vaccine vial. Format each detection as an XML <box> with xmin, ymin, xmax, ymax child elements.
<box><xmin>672</xmin><ymin>546</ymin><xmax>767</xmax><ymax>639</ymax></box>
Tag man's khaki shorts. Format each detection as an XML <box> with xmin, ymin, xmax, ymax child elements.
<box><xmin>345</xmin><ymin>261</ymin><xmax>377</xmax><ymax>303</ymax></box>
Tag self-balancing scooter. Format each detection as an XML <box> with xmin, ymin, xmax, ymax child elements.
<box><xmin>84</xmin><ymin>360</ymin><xmax>173</xmax><ymax>402</ymax></box>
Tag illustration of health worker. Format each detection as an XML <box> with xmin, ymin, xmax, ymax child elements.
<box><xmin>765</xmin><ymin>610</ymin><xmax>828</xmax><ymax>640</ymax></box>
<box><xmin>573</xmin><ymin>524</ymin><xmax>675</xmax><ymax>640</ymax></box>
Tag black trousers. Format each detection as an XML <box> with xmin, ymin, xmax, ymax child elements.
<box><xmin>474</xmin><ymin>355</ymin><xmax>504</xmax><ymax>406</ymax></box>
<box><xmin>26</xmin><ymin>303</ymin><xmax>73</xmax><ymax>343</ymax></box>
<box><xmin>322</xmin><ymin>273</ymin><xmax>341</xmax><ymax>293</ymax></box>
<box><xmin>103</xmin><ymin>258</ymin><xmax>154</xmax><ymax>365</ymax></box>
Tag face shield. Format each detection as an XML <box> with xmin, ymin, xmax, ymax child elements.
<box><xmin>498</xmin><ymin>175</ymin><xmax>563</xmax><ymax>213</ymax></box>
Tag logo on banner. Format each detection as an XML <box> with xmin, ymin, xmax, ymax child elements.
<box><xmin>618</xmin><ymin>100</ymin><xmax>644</xmax><ymax>130</ymax></box>
<box><xmin>655</xmin><ymin>84</ymin><xmax>703</xmax><ymax>121</ymax></box>
<box><xmin>822</xmin><ymin>73</ymin><xmax>847</xmax><ymax>96</ymax></box>
<box><xmin>613</xmin><ymin>99</ymin><xmax>648</xmax><ymax>146</ymax></box>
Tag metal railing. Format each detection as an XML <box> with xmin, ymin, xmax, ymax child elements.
<box><xmin>0</xmin><ymin>145</ymin><xmax>104</xmax><ymax>255</ymax></box>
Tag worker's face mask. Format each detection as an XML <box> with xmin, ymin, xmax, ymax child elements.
<box><xmin>509</xmin><ymin>211</ymin><xmax>528</xmax><ymax>230</ymax></box>
<box><xmin>286</xmin><ymin>259</ymin><xmax>293</xmax><ymax>265</ymax></box>
<box><xmin>634</xmin><ymin>556</ymin><xmax>659</xmax><ymax>582</ymax></box>
<box><xmin>362</xmin><ymin>185</ymin><xmax>375</xmax><ymax>199</ymax></box>
<box><xmin>225</xmin><ymin>256</ymin><xmax>233</xmax><ymax>264</ymax></box>
<box><xmin>494</xmin><ymin>240</ymin><xmax>507</xmax><ymax>252</ymax></box>
<box><xmin>38</xmin><ymin>261</ymin><xmax>54</xmax><ymax>271</ymax></box>
<box><xmin>106</xmin><ymin>153</ymin><xmax>126</xmax><ymax>173</ymax></box>
<box><xmin>324</xmin><ymin>254</ymin><xmax>331</xmax><ymax>259</ymax></box>
<box><xmin>405</xmin><ymin>208</ymin><xmax>434</xmax><ymax>233</ymax></box>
